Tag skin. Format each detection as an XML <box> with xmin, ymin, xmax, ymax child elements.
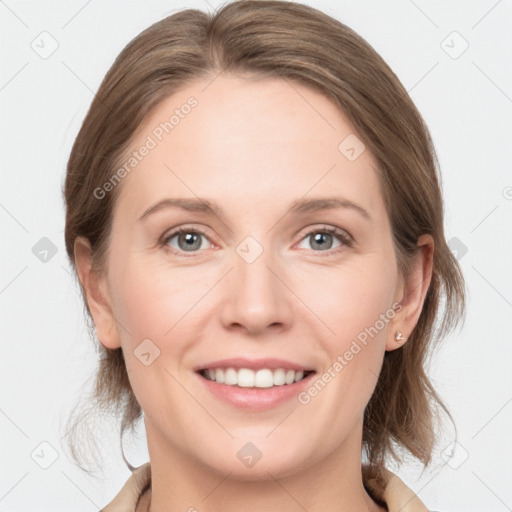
<box><xmin>75</xmin><ymin>73</ymin><xmax>433</xmax><ymax>512</ymax></box>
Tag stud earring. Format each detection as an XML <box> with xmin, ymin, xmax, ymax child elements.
<box><xmin>395</xmin><ymin>330</ymin><xmax>405</xmax><ymax>343</ymax></box>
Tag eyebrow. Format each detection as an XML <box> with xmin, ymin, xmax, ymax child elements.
<box><xmin>138</xmin><ymin>196</ymin><xmax>371</xmax><ymax>222</ymax></box>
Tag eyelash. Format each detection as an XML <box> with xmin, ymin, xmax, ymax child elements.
<box><xmin>159</xmin><ymin>225</ymin><xmax>353</xmax><ymax>258</ymax></box>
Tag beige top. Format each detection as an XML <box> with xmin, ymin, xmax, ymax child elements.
<box><xmin>100</xmin><ymin>462</ymin><xmax>432</xmax><ymax>512</ymax></box>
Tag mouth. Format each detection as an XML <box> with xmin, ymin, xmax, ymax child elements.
<box><xmin>196</xmin><ymin>366</ymin><xmax>317</xmax><ymax>411</ymax></box>
<box><xmin>197</xmin><ymin>367</ymin><xmax>316</xmax><ymax>388</ymax></box>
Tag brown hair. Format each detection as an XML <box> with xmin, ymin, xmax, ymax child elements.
<box><xmin>62</xmin><ymin>0</ymin><xmax>466</xmax><ymax>497</ymax></box>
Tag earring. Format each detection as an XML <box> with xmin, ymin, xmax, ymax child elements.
<box><xmin>395</xmin><ymin>330</ymin><xmax>405</xmax><ymax>343</ymax></box>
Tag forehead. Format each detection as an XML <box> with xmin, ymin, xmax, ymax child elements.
<box><xmin>113</xmin><ymin>74</ymin><xmax>384</xmax><ymax>222</ymax></box>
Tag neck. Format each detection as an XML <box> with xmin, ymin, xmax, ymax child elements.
<box><xmin>142</xmin><ymin>422</ymin><xmax>386</xmax><ymax>512</ymax></box>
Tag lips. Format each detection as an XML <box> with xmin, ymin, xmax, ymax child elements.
<box><xmin>194</xmin><ymin>357</ymin><xmax>315</xmax><ymax>373</ymax></box>
<box><xmin>196</xmin><ymin>364</ymin><xmax>317</xmax><ymax>410</ymax></box>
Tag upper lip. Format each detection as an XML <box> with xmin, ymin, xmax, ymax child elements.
<box><xmin>194</xmin><ymin>357</ymin><xmax>316</xmax><ymax>372</ymax></box>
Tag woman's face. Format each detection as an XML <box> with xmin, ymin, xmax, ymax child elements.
<box><xmin>90</xmin><ymin>74</ymin><xmax>407</xmax><ymax>478</ymax></box>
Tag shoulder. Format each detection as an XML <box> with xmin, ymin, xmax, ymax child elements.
<box><xmin>362</xmin><ymin>463</ymin><xmax>433</xmax><ymax>512</ymax></box>
<box><xmin>100</xmin><ymin>462</ymin><xmax>151</xmax><ymax>512</ymax></box>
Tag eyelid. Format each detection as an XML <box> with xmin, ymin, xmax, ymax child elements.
<box><xmin>293</xmin><ymin>224</ymin><xmax>353</xmax><ymax>256</ymax></box>
<box><xmin>160</xmin><ymin>223</ymin><xmax>353</xmax><ymax>257</ymax></box>
<box><xmin>295</xmin><ymin>224</ymin><xmax>353</xmax><ymax>245</ymax></box>
<box><xmin>158</xmin><ymin>224</ymin><xmax>211</xmax><ymax>250</ymax></box>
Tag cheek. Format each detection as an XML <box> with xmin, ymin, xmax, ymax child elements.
<box><xmin>289</xmin><ymin>258</ymin><xmax>398</xmax><ymax>450</ymax></box>
<box><xmin>310</xmin><ymin>255</ymin><xmax>396</xmax><ymax>328</ymax></box>
<box><xmin>109</xmin><ymin>259</ymin><xmax>215</xmax><ymax>414</ymax></box>
<box><xmin>306</xmin><ymin>254</ymin><xmax>398</xmax><ymax>375</ymax></box>
<box><xmin>109</xmin><ymin>255</ymin><xmax>218</xmax><ymax>349</ymax></box>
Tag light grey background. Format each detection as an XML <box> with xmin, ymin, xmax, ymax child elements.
<box><xmin>1</xmin><ymin>0</ymin><xmax>511</xmax><ymax>510</ymax></box>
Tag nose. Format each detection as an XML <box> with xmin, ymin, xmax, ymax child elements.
<box><xmin>220</xmin><ymin>241</ymin><xmax>293</xmax><ymax>336</ymax></box>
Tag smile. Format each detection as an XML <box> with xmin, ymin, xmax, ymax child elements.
<box><xmin>196</xmin><ymin>367</ymin><xmax>317</xmax><ymax>411</ymax></box>
<box><xmin>199</xmin><ymin>367</ymin><xmax>315</xmax><ymax>388</ymax></box>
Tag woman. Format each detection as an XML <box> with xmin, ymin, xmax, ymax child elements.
<box><xmin>63</xmin><ymin>1</ymin><xmax>465</xmax><ymax>510</ymax></box>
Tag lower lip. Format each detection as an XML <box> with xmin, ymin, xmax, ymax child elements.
<box><xmin>196</xmin><ymin>371</ymin><xmax>316</xmax><ymax>411</ymax></box>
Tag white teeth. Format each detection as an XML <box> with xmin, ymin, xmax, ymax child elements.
<box><xmin>224</xmin><ymin>367</ymin><xmax>238</xmax><ymax>385</ymax></box>
<box><xmin>201</xmin><ymin>367</ymin><xmax>310</xmax><ymax>387</ymax></box>
<box><xmin>215</xmin><ymin>368</ymin><xmax>225</xmax><ymax>384</ymax></box>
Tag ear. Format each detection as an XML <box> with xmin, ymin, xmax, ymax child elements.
<box><xmin>74</xmin><ymin>236</ymin><xmax>121</xmax><ymax>349</ymax></box>
<box><xmin>386</xmin><ymin>234</ymin><xmax>434</xmax><ymax>351</ymax></box>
